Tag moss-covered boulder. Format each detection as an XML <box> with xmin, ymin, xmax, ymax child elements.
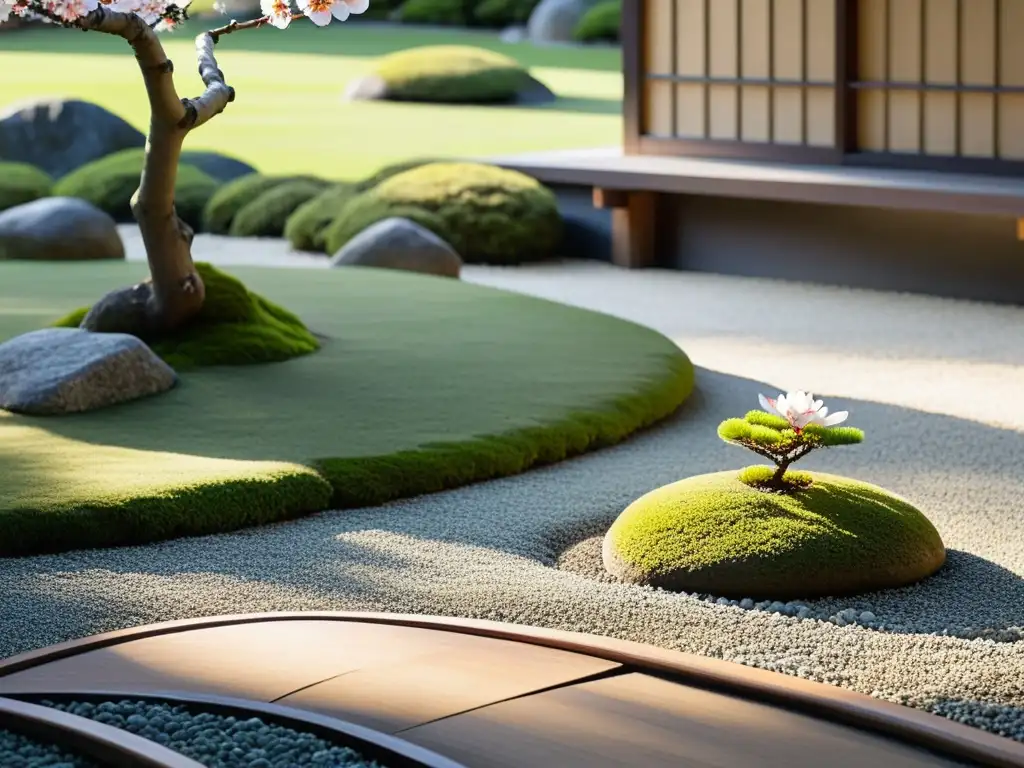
<box><xmin>284</xmin><ymin>184</ymin><xmax>357</xmax><ymax>253</ymax></box>
<box><xmin>229</xmin><ymin>179</ymin><xmax>328</xmax><ymax>239</ymax></box>
<box><xmin>52</xmin><ymin>149</ymin><xmax>218</xmax><ymax>231</ymax></box>
<box><xmin>322</xmin><ymin>162</ymin><xmax>562</xmax><ymax>264</ymax></box>
<box><xmin>574</xmin><ymin>0</ymin><xmax>620</xmax><ymax>42</ymax></box>
<box><xmin>201</xmin><ymin>174</ymin><xmax>326</xmax><ymax>235</ymax></box>
<box><xmin>603</xmin><ymin>469</ymin><xmax>946</xmax><ymax>599</ymax></box>
<box><xmin>283</xmin><ymin>160</ymin><xmax>438</xmax><ymax>253</ymax></box>
<box><xmin>0</xmin><ymin>162</ymin><xmax>53</xmax><ymax>212</ymax></box>
<box><xmin>53</xmin><ymin>262</ymin><xmax>319</xmax><ymax>370</ymax></box>
<box><xmin>343</xmin><ymin>45</ymin><xmax>555</xmax><ymax>105</ymax></box>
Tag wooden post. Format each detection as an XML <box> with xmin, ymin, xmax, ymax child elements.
<box><xmin>593</xmin><ymin>187</ymin><xmax>658</xmax><ymax>269</ymax></box>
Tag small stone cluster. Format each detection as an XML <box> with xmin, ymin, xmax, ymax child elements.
<box><xmin>0</xmin><ymin>726</ymin><xmax>96</xmax><ymax>768</ymax></box>
<box><xmin>42</xmin><ymin>699</ymin><xmax>386</xmax><ymax>768</ymax></box>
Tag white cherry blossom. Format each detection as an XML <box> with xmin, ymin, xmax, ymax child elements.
<box><xmin>758</xmin><ymin>390</ymin><xmax>849</xmax><ymax>431</ymax></box>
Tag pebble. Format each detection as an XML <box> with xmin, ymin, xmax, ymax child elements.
<box><xmin>0</xmin><ymin>727</ymin><xmax>95</xmax><ymax>767</ymax></box>
<box><xmin>42</xmin><ymin>700</ymin><xmax>383</xmax><ymax>768</ymax></box>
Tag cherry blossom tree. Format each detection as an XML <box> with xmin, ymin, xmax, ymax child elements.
<box><xmin>0</xmin><ymin>0</ymin><xmax>367</xmax><ymax>334</ymax></box>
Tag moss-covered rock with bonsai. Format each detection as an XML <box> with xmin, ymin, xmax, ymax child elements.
<box><xmin>321</xmin><ymin>161</ymin><xmax>563</xmax><ymax>264</ymax></box>
<box><xmin>603</xmin><ymin>390</ymin><xmax>947</xmax><ymax>599</ymax></box>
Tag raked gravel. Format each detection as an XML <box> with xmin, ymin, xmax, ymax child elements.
<box><xmin>1</xmin><ymin>226</ymin><xmax>1023</xmax><ymax>742</ymax></box>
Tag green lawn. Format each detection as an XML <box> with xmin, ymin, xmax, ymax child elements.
<box><xmin>0</xmin><ymin>262</ymin><xmax>691</xmax><ymax>556</ymax></box>
<box><xmin>0</xmin><ymin>20</ymin><xmax>623</xmax><ymax>180</ymax></box>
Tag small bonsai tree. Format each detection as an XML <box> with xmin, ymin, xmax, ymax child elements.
<box><xmin>717</xmin><ymin>390</ymin><xmax>864</xmax><ymax>492</ymax></box>
<box><xmin>0</xmin><ymin>0</ymin><xmax>368</xmax><ymax>336</ymax></box>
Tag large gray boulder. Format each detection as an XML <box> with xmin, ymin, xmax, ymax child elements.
<box><xmin>0</xmin><ymin>98</ymin><xmax>145</xmax><ymax>178</ymax></box>
<box><xmin>0</xmin><ymin>328</ymin><xmax>177</xmax><ymax>415</ymax></box>
<box><xmin>527</xmin><ymin>0</ymin><xmax>599</xmax><ymax>44</ymax></box>
<box><xmin>330</xmin><ymin>217</ymin><xmax>462</xmax><ymax>279</ymax></box>
<box><xmin>0</xmin><ymin>197</ymin><xmax>124</xmax><ymax>261</ymax></box>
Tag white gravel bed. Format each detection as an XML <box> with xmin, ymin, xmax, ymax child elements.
<box><xmin>2</xmin><ymin>226</ymin><xmax>1023</xmax><ymax>741</ymax></box>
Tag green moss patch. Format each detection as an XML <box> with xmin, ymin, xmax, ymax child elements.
<box><xmin>229</xmin><ymin>180</ymin><xmax>327</xmax><ymax>239</ymax></box>
<box><xmin>202</xmin><ymin>174</ymin><xmax>326</xmax><ymax>235</ymax></box>
<box><xmin>0</xmin><ymin>162</ymin><xmax>53</xmax><ymax>213</ymax></box>
<box><xmin>0</xmin><ymin>261</ymin><xmax>692</xmax><ymax>557</ymax></box>
<box><xmin>354</xmin><ymin>45</ymin><xmax>552</xmax><ymax>104</ymax></box>
<box><xmin>322</xmin><ymin>162</ymin><xmax>562</xmax><ymax>263</ymax></box>
<box><xmin>283</xmin><ymin>161</ymin><xmax>439</xmax><ymax>253</ymax></box>
<box><xmin>603</xmin><ymin>469</ymin><xmax>946</xmax><ymax>599</ymax></box>
<box><xmin>52</xmin><ymin>149</ymin><xmax>219</xmax><ymax>232</ymax></box>
<box><xmin>52</xmin><ymin>263</ymin><xmax>319</xmax><ymax>370</ymax></box>
<box><xmin>283</xmin><ymin>184</ymin><xmax>357</xmax><ymax>253</ymax></box>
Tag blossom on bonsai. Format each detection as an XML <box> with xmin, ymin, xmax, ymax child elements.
<box><xmin>0</xmin><ymin>0</ymin><xmax>367</xmax><ymax>336</ymax></box>
<box><xmin>717</xmin><ymin>390</ymin><xmax>865</xmax><ymax>492</ymax></box>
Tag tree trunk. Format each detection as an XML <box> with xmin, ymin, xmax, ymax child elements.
<box><xmin>74</xmin><ymin>9</ymin><xmax>234</xmax><ymax>338</ymax></box>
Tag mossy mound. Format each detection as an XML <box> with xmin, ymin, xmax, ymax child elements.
<box><xmin>0</xmin><ymin>162</ymin><xmax>53</xmax><ymax>212</ymax></box>
<box><xmin>398</xmin><ymin>0</ymin><xmax>467</xmax><ymax>24</ymax></box>
<box><xmin>322</xmin><ymin>162</ymin><xmax>562</xmax><ymax>264</ymax></box>
<box><xmin>283</xmin><ymin>160</ymin><xmax>440</xmax><ymax>253</ymax></box>
<box><xmin>201</xmin><ymin>174</ymin><xmax>326</xmax><ymax>235</ymax></box>
<box><xmin>473</xmin><ymin>0</ymin><xmax>541</xmax><ymax>26</ymax></box>
<box><xmin>603</xmin><ymin>469</ymin><xmax>946</xmax><ymax>599</ymax></box>
<box><xmin>53</xmin><ymin>262</ymin><xmax>319</xmax><ymax>370</ymax></box>
<box><xmin>229</xmin><ymin>180</ymin><xmax>327</xmax><ymax>239</ymax></box>
<box><xmin>51</xmin><ymin>149</ymin><xmax>219</xmax><ymax>231</ymax></box>
<box><xmin>574</xmin><ymin>0</ymin><xmax>621</xmax><ymax>42</ymax></box>
<box><xmin>344</xmin><ymin>45</ymin><xmax>554</xmax><ymax>105</ymax></box>
<box><xmin>284</xmin><ymin>184</ymin><xmax>357</xmax><ymax>252</ymax></box>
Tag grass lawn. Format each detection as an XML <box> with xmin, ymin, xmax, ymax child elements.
<box><xmin>0</xmin><ymin>262</ymin><xmax>691</xmax><ymax>556</ymax></box>
<box><xmin>0</xmin><ymin>20</ymin><xmax>623</xmax><ymax>181</ymax></box>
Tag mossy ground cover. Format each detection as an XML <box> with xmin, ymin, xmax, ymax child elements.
<box><xmin>604</xmin><ymin>469</ymin><xmax>947</xmax><ymax>599</ymax></box>
<box><xmin>0</xmin><ymin>261</ymin><xmax>692</xmax><ymax>557</ymax></box>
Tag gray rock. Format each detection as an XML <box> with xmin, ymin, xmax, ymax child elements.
<box><xmin>0</xmin><ymin>98</ymin><xmax>145</xmax><ymax>178</ymax></box>
<box><xmin>180</xmin><ymin>151</ymin><xmax>258</xmax><ymax>183</ymax></box>
<box><xmin>330</xmin><ymin>217</ymin><xmax>462</xmax><ymax>279</ymax></box>
<box><xmin>527</xmin><ymin>0</ymin><xmax>599</xmax><ymax>44</ymax></box>
<box><xmin>0</xmin><ymin>328</ymin><xmax>177</xmax><ymax>415</ymax></box>
<box><xmin>0</xmin><ymin>197</ymin><xmax>124</xmax><ymax>261</ymax></box>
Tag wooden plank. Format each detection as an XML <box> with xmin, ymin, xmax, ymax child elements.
<box><xmin>0</xmin><ymin>622</ymin><xmax>481</xmax><ymax>702</ymax></box>
<box><xmin>278</xmin><ymin>639</ymin><xmax>619</xmax><ymax>733</ymax></box>
<box><xmin>401</xmin><ymin>673</ymin><xmax>972</xmax><ymax>768</ymax></box>
<box><xmin>611</xmin><ymin>191</ymin><xmax>658</xmax><ymax>268</ymax></box>
<box><xmin>483</xmin><ymin>147</ymin><xmax>1024</xmax><ymax>217</ymax></box>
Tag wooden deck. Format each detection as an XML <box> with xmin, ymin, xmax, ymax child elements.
<box><xmin>484</xmin><ymin>147</ymin><xmax>1024</xmax><ymax>217</ymax></box>
<box><xmin>1</xmin><ymin>613</ymin><xmax>1022</xmax><ymax>768</ymax></box>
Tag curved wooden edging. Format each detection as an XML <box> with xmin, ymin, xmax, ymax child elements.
<box><xmin>8</xmin><ymin>690</ymin><xmax>468</xmax><ymax>768</ymax></box>
<box><xmin>2</xmin><ymin>611</ymin><xmax>1023</xmax><ymax>768</ymax></box>
<box><xmin>0</xmin><ymin>695</ymin><xmax>204</xmax><ymax>768</ymax></box>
